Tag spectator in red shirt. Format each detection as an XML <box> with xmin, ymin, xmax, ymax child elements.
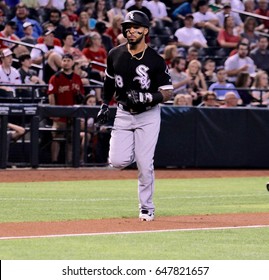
<box><xmin>37</xmin><ymin>23</ymin><xmax>62</xmax><ymax>47</ymax></box>
<box><xmin>217</xmin><ymin>15</ymin><xmax>241</xmax><ymax>56</ymax></box>
<box><xmin>0</xmin><ymin>20</ymin><xmax>20</xmax><ymax>49</ymax></box>
<box><xmin>62</xmin><ymin>0</ymin><xmax>79</xmax><ymax>24</ymax></box>
<box><xmin>162</xmin><ymin>44</ymin><xmax>179</xmax><ymax>68</ymax></box>
<box><xmin>0</xmin><ymin>20</ymin><xmax>28</xmax><ymax>57</ymax></box>
<box><xmin>105</xmin><ymin>15</ymin><xmax>123</xmax><ymax>47</ymax></box>
<box><xmin>47</xmin><ymin>53</ymin><xmax>85</xmax><ymax>163</ymax></box>
<box><xmin>255</xmin><ymin>0</ymin><xmax>269</xmax><ymax>32</ymax></box>
<box><xmin>82</xmin><ymin>31</ymin><xmax>107</xmax><ymax>75</ymax></box>
<box><xmin>48</xmin><ymin>53</ymin><xmax>84</xmax><ymax>108</ymax></box>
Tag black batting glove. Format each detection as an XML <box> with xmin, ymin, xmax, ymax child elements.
<box><xmin>127</xmin><ymin>90</ymin><xmax>153</xmax><ymax>105</ymax></box>
<box><xmin>96</xmin><ymin>103</ymin><xmax>109</xmax><ymax>124</ymax></box>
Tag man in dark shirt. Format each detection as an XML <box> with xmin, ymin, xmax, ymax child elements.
<box><xmin>250</xmin><ymin>36</ymin><xmax>269</xmax><ymax>75</ymax></box>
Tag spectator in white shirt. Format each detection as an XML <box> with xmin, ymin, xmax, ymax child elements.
<box><xmin>0</xmin><ymin>49</ymin><xmax>21</xmax><ymax>96</ymax></box>
<box><xmin>224</xmin><ymin>41</ymin><xmax>256</xmax><ymax>82</ymax></box>
<box><xmin>174</xmin><ymin>13</ymin><xmax>208</xmax><ymax>49</ymax></box>
<box><xmin>193</xmin><ymin>0</ymin><xmax>221</xmax><ymax>33</ymax></box>
<box><xmin>125</xmin><ymin>0</ymin><xmax>150</xmax><ymax>10</ymax></box>
<box><xmin>147</xmin><ymin>0</ymin><xmax>173</xmax><ymax>28</ymax></box>
<box><xmin>38</xmin><ymin>0</ymin><xmax>65</xmax><ymax>12</ymax></box>
<box><xmin>216</xmin><ymin>2</ymin><xmax>243</xmax><ymax>30</ymax></box>
<box><xmin>230</xmin><ymin>0</ymin><xmax>245</xmax><ymax>11</ymax></box>
<box><xmin>30</xmin><ymin>28</ymin><xmax>64</xmax><ymax>83</ymax></box>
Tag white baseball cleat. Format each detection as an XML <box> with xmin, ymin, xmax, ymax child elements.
<box><xmin>139</xmin><ymin>210</ymin><xmax>154</xmax><ymax>221</ymax></box>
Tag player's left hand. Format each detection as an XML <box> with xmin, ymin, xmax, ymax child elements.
<box><xmin>127</xmin><ymin>90</ymin><xmax>153</xmax><ymax>105</ymax></box>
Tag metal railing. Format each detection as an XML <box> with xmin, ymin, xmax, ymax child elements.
<box><xmin>213</xmin><ymin>87</ymin><xmax>269</xmax><ymax>106</ymax></box>
<box><xmin>0</xmin><ymin>83</ymin><xmax>103</xmax><ymax>103</ymax></box>
<box><xmin>0</xmin><ymin>103</ymin><xmax>116</xmax><ymax>169</ymax></box>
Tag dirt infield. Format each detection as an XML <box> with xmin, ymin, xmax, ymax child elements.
<box><xmin>1</xmin><ymin>168</ymin><xmax>269</xmax><ymax>182</ymax></box>
<box><xmin>0</xmin><ymin>168</ymin><xmax>269</xmax><ymax>239</ymax></box>
<box><xmin>1</xmin><ymin>213</ymin><xmax>269</xmax><ymax>239</ymax></box>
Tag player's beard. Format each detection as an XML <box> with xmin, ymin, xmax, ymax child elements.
<box><xmin>127</xmin><ymin>34</ymin><xmax>144</xmax><ymax>46</ymax></box>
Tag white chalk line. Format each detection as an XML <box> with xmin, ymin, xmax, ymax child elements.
<box><xmin>0</xmin><ymin>193</ymin><xmax>266</xmax><ymax>202</ymax></box>
<box><xmin>0</xmin><ymin>225</ymin><xmax>269</xmax><ymax>241</ymax></box>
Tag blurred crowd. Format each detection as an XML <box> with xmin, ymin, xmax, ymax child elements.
<box><xmin>0</xmin><ymin>0</ymin><xmax>269</xmax><ymax>108</ymax></box>
<box><xmin>2</xmin><ymin>0</ymin><xmax>269</xmax><ymax>165</ymax></box>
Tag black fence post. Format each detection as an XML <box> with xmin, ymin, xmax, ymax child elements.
<box><xmin>0</xmin><ymin>115</ymin><xmax>8</xmax><ymax>169</ymax></box>
<box><xmin>72</xmin><ymin>117</ymin><xmax>81</xmax><ymax>168</ymax></box>
<box><xmin>30</xmin><ymin>116</ymin><xmax>40</xmax><ymax>168</ymax></box>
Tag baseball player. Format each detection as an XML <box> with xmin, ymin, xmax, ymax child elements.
<box><xmin>97</xmin><ymin>10</ymin><xmax>173</xmax><ymax>221</ymax></box>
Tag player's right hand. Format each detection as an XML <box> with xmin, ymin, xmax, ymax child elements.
<box><xmin>127</xmin><ymin>90</ymin><xmax>153</xmax><ymax>105</ymax></box>
<box><xmin>96</xmin><ymin>104</ymin><xmax>109</xmax><ymax>124</ymax></box>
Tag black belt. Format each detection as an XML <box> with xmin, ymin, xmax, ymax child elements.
<box><xmin>117</xmin><ymin>103</ymin><xmax>153</xmax><ymax>114</ymax></box>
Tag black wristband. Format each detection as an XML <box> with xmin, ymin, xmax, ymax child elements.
<box><xmin>103</xmin><ymin>76</ymin><xmax>115</xmax><ymax>105</ymax></box>
<box><xmin>150</xmin><ymin>92</ymin><xmax>163</xmax><ymax>106</ymax></box>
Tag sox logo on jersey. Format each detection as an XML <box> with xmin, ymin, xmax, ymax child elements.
<box><xmin>115</xmin><ymin>65</ymin><xmax>151</xmax><ymax>90</ymax></box>
<box><xmin>134</xmin><ymin>65</ymin><xmax>150</xmax><ymax>89</ymax></box>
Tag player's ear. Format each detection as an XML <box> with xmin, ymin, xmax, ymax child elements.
<box><xmin>144</xmin><ymin>27</ymin><xmax>149</xmax><ymax>37</ymax></box>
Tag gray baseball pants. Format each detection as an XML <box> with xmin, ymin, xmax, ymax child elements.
<box><xmin>109</xmin><ymin>105</ymin><xmax>161</xmax><ymax>213</ymax></box>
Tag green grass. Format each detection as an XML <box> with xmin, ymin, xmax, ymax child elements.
<box><xmin>0</xmin><ymin>177</ymin><xmax>268</xmax><ymax>259</ymax></box>
<box><xmin>1</xmin><ymin>228</ymin><xmax>269</xmax><ymax>260</ymax></box>
<box><xmin>0</xmin><ymin>177</ymin><xmax>268</xmax><ymax>222</ymax></box>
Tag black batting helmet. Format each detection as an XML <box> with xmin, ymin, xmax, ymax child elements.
<box><xmin>121</xmin><ymin>11</ymin><xmax>150</xmax><ymax>37</ymax></box>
